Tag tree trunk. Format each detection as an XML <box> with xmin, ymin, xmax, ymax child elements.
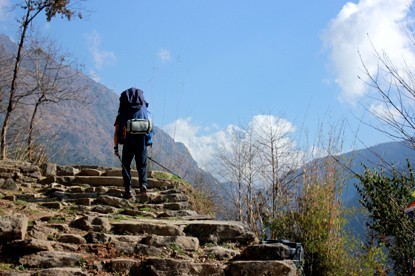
<box><xmin>0</xmin><ymin>5</ymin><xmax>31</xmax><ymax>159</ymax></box>
<box><xmin>28</xmin><ymin>101</ymin><xmax>41</xmax><ymax>161</ymax></box>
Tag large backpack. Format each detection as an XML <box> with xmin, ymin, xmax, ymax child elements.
<box><xmin>116</xmin><ymin>87</ymin><xmax>151</xmax><ymax>145</ymax></box>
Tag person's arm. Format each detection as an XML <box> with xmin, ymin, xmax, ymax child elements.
<box><xmin>113</xmin><ymin>117</ymin><xmax>120</xmax><ymax>156</ymax></box>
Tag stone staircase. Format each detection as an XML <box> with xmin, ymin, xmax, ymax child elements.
<box><xmin>0</xmin><ymin>160</ymin><xmax>298</xmax><ymax>275</ymax></box>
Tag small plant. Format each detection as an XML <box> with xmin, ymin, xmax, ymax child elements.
<box><xmin>66</xmin><ymin>207</ymin><xmax>79</xmax><ymax>214</ymax></box>
<box><xmin>15</xmin><ymin>264</ymin><xmax>26</xmax><ymax>271</ymax></box>
<box><xmin>76</xmin><ymin>258</ymin><xmax>87</xmax><ymax>268</ymax></box>
<box><xmin>222</xmin><ymin>242</ymin><xmax>237</xmax><ymax>250</ymax></box>
<box><xmin>14</xmin><ymin>200</ymin><xmax>28</xmax><ymax>206</ymax></box>
<box><xmin>182</xmin><ymin>184</ymin><xmax>215</xmax><ymax>216</ymax></box>
<box><xmin>111</xmin><ymin>214</ymin><xmax>128</xmax><ymax>221</ymax></box>
<box><xmin>0</xmin><ymin>263</ymin><xmax>12</xmax><ymax>270</ymax></box>
<box><xmin>49</xmin><ymin>216</ymin><xmax>66</xmax><ymax>224</ymax></box>
<box><xmin>204</xmin><ymin>242</ymin><xmax>218</xmax><ymax>248</ymax></box>
<box><xmin>207</xmin><ymin>252</ymin><xmax>216</xmax><ymax>259</ymax></box>
<box><xmin>152</xmin><ymin>171</ymin><xmax>173</xmax><ymax>180</ymax></box>
<box><xmin>29</xmin><ymin>209</ymin><xmax>40</xmax><ymax>215</ymax></box>
<box><xmin>47</xmin><ymin>232</ymin><xmax>59</xmax><ymax>241</ymax></box>
<box><xmin>169</xmin><ymin>244</ymin><xmax>185</xmax><ymax>255</ymax></box>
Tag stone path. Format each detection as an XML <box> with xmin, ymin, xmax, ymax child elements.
<box><xmin>0</xmin><ymin>160</ymin><xmax>297</xmax><ymax>275</ymax></box>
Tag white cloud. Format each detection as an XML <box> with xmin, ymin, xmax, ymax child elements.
<box><xmin>323</xmin><ymin>0</ymin><xmax>415</xmax><ymax>103</ymax></box>
<box><xmin>248</xmin><ymin>114</ymin><xmax>295</xmax><ymax>139</ymax></box>
<box><xmin>162</xmin><ymin>115</ymin><xmax>299</xmax><ymax>170</ymax></box>
<box><xmin>369</xmin><ymin>102</ymin><xmax>403</xmax><ymax>123</ymax></box>
<box><xmin>158</xmin><ymin>48</ymin><xmax>171</xmax><ymax>63</ymax></box>
<box><xmin>163</xmin><ymin>117</ymin><xmax>221</xmax><ymax>167</ymax></box>
<box><xmin>85</xmin><ymin>30</ymin><xmax>116</xmax><ymax>69</ymax></box>
<box><xmin>88</xmin><ymin>69</ymin><xmax>101</xmax><ymax>83</ymax></box>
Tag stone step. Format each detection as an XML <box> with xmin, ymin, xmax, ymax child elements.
<box><xmin>51</xmin><ymin>176</ymin><xmax>179</xmax><ymax>190</ymax></box>
<box><xmin>71</xmin><ymin>176</ymin><xmax>124</xmax><ymax>187</ymax></box>
<box><xmin>9</xmin><ymin>194</ymin><xmax>57</xmax><ymax>203</ymax></box>
<box><xmin>149</xmin><ymin>193</ymin><xmax>189</xmax><ymax>204</ymax></box>
<box><xmin>84</xmin><ymin>232</ymin><xmax>144</xmax><ymax>244</ymax></box>
<box><xmin>102</xmin><ymin>257</ymin><xmax>295</xmax><ymax>276</ymax></box>
<box><xmin>174</xmin><ymin>220</ymin><xmax>258</xmax><ymax>245</ymax></box>
<box><xmin>143</xmin><ymin>235</ymin><xmax>199</xmax><ymax>251</ymax></box>
<box><xmin>225</xmin><ymin>260</ymin><xmax>297</xmax><ymax>275</ymax></box>
<box><xmin>111</xmin><ymin>220</ymin><xmax>184</xmax><ymax>236</ymax></box>
<box><xmin>50</xmin><ymin>191</ymin><xmax>99</xmax><ymax>200</ymax></box>
<box><xmin>19</xmin><ymin>251</ymin><xmax>84</xmax><ymax>269</ymax></box>
<box><xmin>140</xmin><ymin>257</ymin><xmax>225</xmax><ymax>276</ymax></box>
<box><xmin>119</xmin><ymin>208</ymin><xmax>158</xmax><ymax>219</ymax></box>
<box><xmin>156</xmin><ymin>209</ymin><xmax>213</xmax><ymax>220</ymax></box>
<box><xmin>157</xmin><ymin>210</ymin><xmax>214</xmax><ymax>220</ymax></box>
<box><xmin>137</xmin><ymin>201</ymin><xmax>192</xmax><ymax>212</ymax></box>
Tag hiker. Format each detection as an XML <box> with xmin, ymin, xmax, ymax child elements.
<box><xmin>113</xmin><ymin>87</ymin><xmax>150</xmax><ymax>199</ymax></box>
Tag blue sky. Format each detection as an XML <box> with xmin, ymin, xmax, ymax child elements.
<box><xmin>1</xmin><ymin>0</ymin><xmax>414</xmax><ymax>166</ymax></box>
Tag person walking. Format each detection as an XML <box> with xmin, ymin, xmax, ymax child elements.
<box><xmin>113</xmin><ymin>87</ymin><xmax>149</xmax><ymax>199</ymax></box>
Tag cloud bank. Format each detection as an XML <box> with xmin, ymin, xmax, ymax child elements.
<box><xmin>163</xmin><ymin>118</ymin><xmax>223</xmax><ymax>167</ymax></box>
<box><xmin>162</xmin><ymin>115</ymin><xmax>297</xmax><ymax>169</ymax></box>
<box><xmin>323</xmin><ymin>0</ymin><xmax>415</xmax><ymax>103</ymax></box>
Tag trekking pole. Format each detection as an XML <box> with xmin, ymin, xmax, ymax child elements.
<box><xmin>147</xmin><ymin>156</ymin><xmax>181</xmax><ymax>179</ymax></box>
<box><xmin>116</xmin><ymin>154</ymin><xmax>131</xmax><ymax>182</ymax></box>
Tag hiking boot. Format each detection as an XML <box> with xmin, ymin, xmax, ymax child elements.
<box><xmin>123</xmin><ymin>191</ymin><xmax>133</xmax><ymax>199</ymax></box>
<box><xmin>138</xmin><ymin>185</ymin><xmax>148</xmax><ymax>202</ymax></box>
<box><xmin>140</xmin><ymin>185</ymin><xmax>147</xmax><ymax>196</ymax></box>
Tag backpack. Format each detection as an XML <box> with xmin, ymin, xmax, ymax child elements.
<box><xmin>116</xmin><ymin>87</ymin><xmax>152</xmax><ymax>145</ymax></box>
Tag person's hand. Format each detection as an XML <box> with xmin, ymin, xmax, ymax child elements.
<box><xmin>114</xmin><ymin>146</ymin><xmax>119</xmax><ymax>157</ymax></box>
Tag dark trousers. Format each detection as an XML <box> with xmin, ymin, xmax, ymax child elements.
<box><xmin>121</xmin><ymin>134</ymin><xmax>147</xmax><ymax>192</ymax></box>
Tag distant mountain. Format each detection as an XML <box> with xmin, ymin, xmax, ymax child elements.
<box><xmin>340</xmin><ymin>141</ymin><xmax>415</xmax><ymax>201</ymax></box>
<box><xmin>300</xmin><ymin>141</ymin><xmax>415</xmax><ymax>239</ymax></box>
<box><xmin>299</xmin><ymin>140</ymin><xmax>415</xmax><ymax>202</ymax></box>
<box><xmin>0</xmin><ymin>33</ymin><xmax>218</xmax><ymax>190</ymax></box>
<box><xmin>0</xmin><ymin>33</ymin><xmax>16</xmax><ymax>53</ymax></box>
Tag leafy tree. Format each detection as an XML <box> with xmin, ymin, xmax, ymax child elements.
<box><xmin>356</xmin><ymin>161</ymin><xmax>415</xmax><ymax>275</ymax></box>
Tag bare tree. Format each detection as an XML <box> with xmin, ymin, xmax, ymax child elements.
<box><xmin>0</xmin><ymin>45</ymin><xmax>14</xmax><ymax>111</ymax></box>
<box><xmin>358</xmin><ymin>45</ymin><xmax>415</xmax><ymax>148</ymax></box>
<box><xmin>254</xmin><ymin>115</ymin><xmax>301</xmax><ymax>221</ymax></box>
<box><xmin>21</xmin><ymin>36</ymin><xmax>87</xmax><ymax>161</ymax></box>
<box><xmin>243</xmin><ymin>127</ymin><xmax>262</xmax><ymax>233</ymax></box>
<box><xmin>215</xmin><ymin>126</ymin><xmax>249</xmax><ymax>221</ymax></box>
<box><xmin>1</xmin><ymin>0</ymin><xmax>82</xmax><ymax>159</ymax></box>
<box><xmin>214</xmin><ymin>117</ymin><xmax>300</xmax><ymax>236</ymax></box>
